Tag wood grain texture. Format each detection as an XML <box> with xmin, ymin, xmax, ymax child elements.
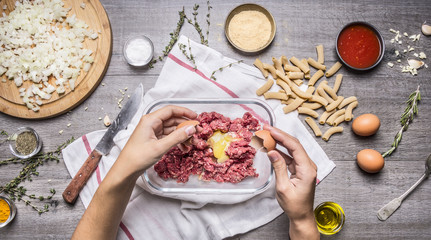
<box><xmin>0</xmin><ymin>0</ymin><xmax>112</xmax><ymax>119</ymax></box>
<box><xmin>0</xmin><ymin>0</ymin><xmax>430</xmax><ymax>239</ymax></box>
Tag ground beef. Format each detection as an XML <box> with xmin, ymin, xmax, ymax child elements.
<box><xmin>154</xmin><ymin>112</ymin><xmax>261</xmax><ymax>183</ymax></box>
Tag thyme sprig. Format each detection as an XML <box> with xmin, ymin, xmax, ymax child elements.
<box><xmin>210</xmin><ymin>60</ymin><xmax>244</xmax><ymax>81</ymax></box>
<box><xmin>0</xmin><ymin>136</ymin><xmax>75</xmax><ymax>214</ymax></box>
<box><xmin>382</xmin><ymin>85</ymin><xmax>421</xmax><ymax>158</ymax></box>
<box><xmin>184</xmin><ymin>3</ymin><xmax>209</xmax><ymax>46</ymax></box>
<box><xmin>178</xmin><ymin>38</ymin><xmax>196</xmax><ymax>69</ymax></box>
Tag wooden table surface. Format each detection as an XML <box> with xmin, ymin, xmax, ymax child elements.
<box><xmin>1</xmin><ymin>0</ymin><xmax>430</xmax><ymax>239</ymax></box>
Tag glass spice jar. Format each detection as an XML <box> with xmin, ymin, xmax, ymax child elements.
<box><xmin>9</xmin><ymin>127</ymin><xmax>42</xmax><ymax>159</ymax></box>
<box><xmin>0</xmin><ymin>195</ymin><xmax>17</xmax><ymax>228</ymax></box>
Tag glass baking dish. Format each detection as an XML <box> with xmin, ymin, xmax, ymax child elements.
<box><xmin>141</xmin><ymin>98</ymin><xmax>275</xmax><ymax>194</ymax></box>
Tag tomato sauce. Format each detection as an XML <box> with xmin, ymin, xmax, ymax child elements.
<box><xmin>337</xmin><ymin>24</ymin><xmax>381</xmax><ymax>69</ymax></box>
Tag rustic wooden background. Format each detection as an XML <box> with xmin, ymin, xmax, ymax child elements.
<box><xmin>0</xmin><ymin>0</ymin><xmax>430</xmax><ymax>239</ymax></box>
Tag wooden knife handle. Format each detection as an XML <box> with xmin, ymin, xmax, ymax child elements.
<box><xmin>62</xmin><ymin>150</ymin><xmax>103</xmax><ymax>204</ymax></box>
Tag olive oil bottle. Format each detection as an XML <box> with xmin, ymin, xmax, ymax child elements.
<box><xmin>314</xmin><ymin>202</ymin><xmax>345</xmax><ymax>235</ymax></box>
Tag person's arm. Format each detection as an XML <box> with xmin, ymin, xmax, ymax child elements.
<box><xmin>72</xmin><ymin>106</ymin><xmax>198</xmax><ymax>240</ymax></box>
<box><xmin>264</xmin><ymin>125</ymin><xmax>320</xmax><ymax>240</ymax></box>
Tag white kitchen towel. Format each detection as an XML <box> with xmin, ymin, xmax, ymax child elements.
<box><xmin>62</xmin><ymin>35</ymin><xmax>335</xmax><ymax>240</ymax></box>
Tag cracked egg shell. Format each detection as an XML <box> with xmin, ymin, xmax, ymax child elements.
<box><xmin>176</xmin><ymin>120</ymin><xmax>199</xmax><ymax>130</ymax></box>
<box><xmin>255</xmin><ymin>129</ymin><xmax>276</xmax><ymax>151</ymax></box>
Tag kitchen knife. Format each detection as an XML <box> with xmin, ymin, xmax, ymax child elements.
<box><xmin>62</xmin><ymin>84</ymin><xmax>143</xmax><ymax>204</ymax></box>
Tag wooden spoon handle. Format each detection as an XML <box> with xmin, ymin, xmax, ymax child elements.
<box><xmin>62</xmin><ymin>150</ymin><xmax>103</xmax><ymax>204</ymax></box>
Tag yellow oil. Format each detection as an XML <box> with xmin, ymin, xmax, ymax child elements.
<box><xmin>314</xmin><ymin>202</ymin><xmax>345</xmax><ymax>235</ymax></box>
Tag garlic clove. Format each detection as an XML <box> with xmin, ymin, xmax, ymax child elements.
<box><xmin>407</xmin><ymin>58</ymin><xmax>425</xmax><ymax>69</ymax></box>
<box><xmin>103</xmin><ymin>115</ymin><xmax>111</xmax><ymax>127</ymax></box>
<box><xmin>421</xmin><ymin>21</ymin><xmax>431</xmax><ymax>36</ymax></box>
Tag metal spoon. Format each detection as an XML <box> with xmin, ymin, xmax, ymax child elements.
<box><xmin>377</xmin><ymin>154</ymin><xmax>431</xmax><ymax>221</ymax></box>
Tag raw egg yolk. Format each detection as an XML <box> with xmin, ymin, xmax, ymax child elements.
<box><xmin>207</xmin><ymin>131</ymin><xmax>238</xmax><ymax>163</ymax></box>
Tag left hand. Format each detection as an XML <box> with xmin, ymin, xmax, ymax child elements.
<box><xmin>118</xmin><ymin>105</ymin><xmax>198</xmax><ymax>177</ymax></box>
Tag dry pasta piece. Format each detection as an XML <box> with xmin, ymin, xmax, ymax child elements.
<box><xmin>325</xmin><ymin>61</ymin><xmax>342</xmax><ymax>77</ymax></box>
<box><xmin>345</xmin><ymin>101</ymin><xmax>358</xmax><ymax>121</ymax></box>
<box><xmin>284</xmin><ymin>64</ymin><xmax>301</xmax><ymax>72</ymax></box>
<box><xmin>291</xmin><ymin>84</ymin><xmax>312</xmax><ymax>99</ymax></box>
<box><xmin>305</xmin><ymin>117</ymin><xmax>322</xmax><ymax>137</ymax></box>
<box><xmin>281</xmin><ymin>98</ymin><xmax>295</xmax><ymax>105</ymax></box>
<box><xmin>289</xmin><ymin>56</ymin><xmax>310</xmax><ymax>74</ymax></box>
<box><xmin>276</xmin><ymin>70</ymin><xmax>293</xmax><ymax>84</ymax></box>
<box><xmin>316</xmin><ymin>44</ymin><xmax>324</xmax><ymax>64</ymax></box>
<box><xmin>254</xmin><ymin>58</ymin><xmax>269</xmax><ymax>78</ymax></box>
<box><xmin>301</xmin><ymin>59</ymin><xmax>311</xmax><ymax>79</ymax></box>
<box><xmin>272</xmin><ymin>57</ymin><xmax>284</xmax><ymax>73</ymax></box>
<box><xmin>322</xmin><ymin>126</ymin><xmax>343</xmax><ymax>141</ymax></box>
<box><xmin>283</xmin><ymin>97</ymin><xmax>305</xmax><ymax>114</ymax></box>
<box><xmin>287</xmin><ymin>72</ymin><xmax>305</xmax><ymax>80</ymax></box>
<box><xmin>263</xmin><ymin>63</ymin><xmax>277</xmax><ymax>79</ymax></box>
<box><xmin>298</xmin><ymin>107</ymin><xmax>319</xmax><ymax>118</ymax></box>
<box><xmin>310</xmin><ymin>94</ymin><xmax>328</xmax><ymax>106</ymax></box>
<box><xmin>325</xmin><ymin>96</ymin><xmax>344</xmax><ymax>112</ymax></box>
<box><xmin>264</xmin><ymin>92</ymin><xmax>289</xmax><ymax>100</ymax></box>
<box><xmin>322</xmin><ymin>84</ymin><xmax>338</xmax><ymax>100</ymax></box>
<box><xmin>326</xmin><ymin>109</ymin><xmax>346</xmax><ymax>125</ymax></box>
<box><xmin>317</xmin><ymin>86</ymin><xmax>335</xmax><ymax>103</ymax></box>
<box><xmin>301</xmin><ymin>102</ymin><xmax>322</xmax><ymax>110</ymax></box>
<box><xmin>256</xmin><ymin>78</ymin><xmax>274</xmax><ymax>96</ymax></box>
<box><xmin>308</xmin><ymin>69</ymin><xmax>324</xmax><ymax>86</ymax></box>
<box><xmin>276</xmin><ymin>79</ymin><xmax>293</xmax><ymax>96</ymax></box>
<box><xmin>333</xmin><ymin>74</ymin><xmax>343</xmax><ymax>93</ymax></box>
<box><xmin>281</xmin><ymin>55</ymin><xmax>289</xmax><ymax>66</ymax></box>
<box><xmin>338</xmin><ymin>96</ymin><xmax>357</xmax><ymax>109</ymax></box>
<box><xmin>319</xmin><ymin>109</ymin><xmax>336</xmax><ymax>124</ymax></box>
<box><xmin>333</xmin><ymin>114</ymin><xmax>346</xmax><ymax>126</ymax></box>
<box><xmin>307</xmin><ymin>57</ymin><xmax>326</xmax><ymax>71</ymax></box>
<box><xmin>293</xmin><ymin>79</ymin><xmax>303</xmax><ymax>86</ymax></box>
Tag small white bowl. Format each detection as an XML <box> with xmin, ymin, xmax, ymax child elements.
<box><xmin>123</xmin><ymin>35</ymin><xmax>154</xmax><ymax>67</ymax></box>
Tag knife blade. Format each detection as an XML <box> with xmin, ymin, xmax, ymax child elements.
<box><xmin>62</xmin><ymin>84</ymin><xmax>143</xmax><ymax>204</ymax></box>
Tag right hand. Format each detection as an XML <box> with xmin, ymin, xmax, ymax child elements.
<box><xmin>263</xmin><ymin>125</ymin><xmax>319</xmax><ymax>239</ymax></box>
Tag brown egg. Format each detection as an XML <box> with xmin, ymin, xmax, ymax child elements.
<box><xmin>352</xmin><ymin>113</ymin><xmax>380</xmax><ymax>136</ymax></box>
<box><xmin>176</xmin><ymin>120</ymin><xmax>199</xmax><ymax>129</ymax></box>
<box><xmin>356</xmin><ymin>149</ymin><xmax>385</xmax><ymax>173</ymax></box>
<box><xmin>255</xmin><ymin>130</ymin><xmax>276</xmax><ymax>151</ymax></box>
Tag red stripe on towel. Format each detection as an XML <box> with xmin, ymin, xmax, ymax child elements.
<box><xmin>81</xmin><ymin>134</ymin><xmax>135</xmax><ymax>240</ymax></box>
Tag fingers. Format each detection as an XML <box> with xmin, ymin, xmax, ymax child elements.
<box><xmin>157</xmin><ymin>125</ymin><xmax>197</xmax><ymax>153</ymax></box>
<box><xmin>150</xmin><ymin>105</ymin><xmax>197</xmax><ymax>122</ymax></box>
<box><xmin>268</xmin><ymin>150</ymin><xmax>292</xmax><ymax>191</ymax></box>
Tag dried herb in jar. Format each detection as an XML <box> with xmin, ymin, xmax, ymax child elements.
<box><xmin>15</xmin><ymin>131</ymin><xmax>37</xmax><ymax>155</ymax></box>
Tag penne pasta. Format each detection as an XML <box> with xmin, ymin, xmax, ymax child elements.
<box><xmin>284</xmin><ymin>64</ymin><xmax>301</xmax><ymax>72</ymax></box>
<box><xmin>293</xmin><ymin>79</ymin><xmax>303</xmax><ymax>86</ymax></box>
<box><xmin>316</xmin><ymin>44</ymin><xmax>324</xmax><ymax>64</ymax></box>
<box><xmin>287</xmin><ymin>71</ymin><xmax>305</xmax><ymax>80</ymax></box>
<box><xmin>308</xmin><ymin>69</ymin><xmax>324</xmax><ymax>86</ymax></box>
<box><xmin>289</xmin><ymin>56</ymin><xmax>310</xmax><ymax>74</ymax></box>
<box><xmin>307</xmin><ymin>57</ymin><xmax>326</xmax><ymax>71</ymax></box>
<box><xmin>281</xmin><ymin>55</ymin><xmax>289</xmax><ymax>66</ymax></box>
<box><xmin>333</xmin><ymin>74</ymin><xmax>343</xmax><ymax>93</ymax></box>
<box><xmin>281</xmin><ymin>98</ymin><xmax>295</xmax><ymax>105</ymax></box>
<box><xmin>326</xmin><ymin>109</ymin><xmax>346</xmax><ymax>125</ymax></box>
<box><xmin>345</xmin><ymin>101</ymin><xmax>358</xmax><ymax>121</ymax></box>
<box><xmin>305</xmin><ymin>117</ymin><xmax>322</xmax><ymax>137</ymax></box>
<box><xmin>298</xmin><ymin>107</ymin><xmax>319</xmax><ymax>118</ymax></box>
<box><xmin>276</xmin><ymin>79</ymin><xmax>293</xmax><ymax>96</ymax></box>
<box><xmin>319</xmin><ymin>109</ymin><xmax>336</xmax><ymax>124</ymax></box>
<box><xmin>338</xmin><ymin>96</ymin><xmax>357</xmax><ymax>109</ymax></box>
<box><xmin>256</xmin><ymin>78</ymin><xmax>274</xmax><ymax>96</ymax></box>
<box><xmin>333</xmin><ymin>114</ymin><xmax>346</xmax><ymax>126</ymax></box>
<box><xmin>317</xmin><ymin>86</ymin><xmax>335</xmax><ymax>103</ymax></box>
<box><xmin>301</xmin><ymin>58</ymin><xmax>311</xmax><ymax>79</ymax></box>
<box><xmin>322</xmin><ymin>84</ymin><xmax>338</xmax><ymax>100</ymax></box>
<box><xmin>272</xmin><ymin>57</ymin><xmax>284</xmax><ymax>73</ymax></box>
<box><xmin>301</xmin><ymin>102</ymin><xmax>322</xmax><ymax>110</ymax></box>
<box><xmin>310</xmin><ymin>94</ymin><xmax>328</xmax><ymax>106</ymax></box>
<box><xmin>283</xmin><ymin>97</ymin><xmax>306</xmax><ymax>114</ymax></box>
<box><xmin>325</xmin><ymin>61</ymin><xmax>342</xmax><ymax>77</ymax></box>
<box><xmin>254</xmin><ymin>58</ymin><xmax>269</xmax><ymax>78</ymax></box>
<box><xmin>325</xmin><ymin>96</ymin><xmax>344</xmax><ymax>112</ymax></box>
<box><xmin>322</xmin><ymin>126</ymin><xmax>343</xmax><ymax>141</ymax></box>
<box><xmin>263</xmin><ymin>63</ymin><xmax>277</xmax><ymax>79</ymax></box>
<box><xmin>264</xmin><ymin>92</ymin><xmax>289</xmax><ymax>100</ymax></box>
<box><xmin>291</xmin><ymin>84</ymin><xmax>313</xmax><ymax>99</ymax></box>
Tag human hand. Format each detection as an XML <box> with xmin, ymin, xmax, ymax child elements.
<box><xmin>264</xmin><ymin>125</ymin><xmax>319</xmax><ymax>239</ymax></box>
<box><xmin>118</xmin><ymin>105</ymin><xmax>198</xmax><ymax>177</ymax></box>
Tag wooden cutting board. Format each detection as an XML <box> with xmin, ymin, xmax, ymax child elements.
<box><xmin>0</xmin><ymin>0</ymin><xmax>112</xmax><ymax>119</ymax></box>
